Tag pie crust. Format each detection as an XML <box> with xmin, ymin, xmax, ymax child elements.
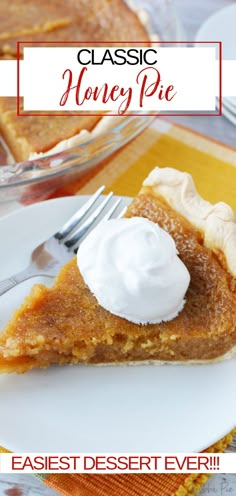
<box><xmin>143</xmin><ymin>167</ymin><xmax>236</xmax><ymax>277</ymax></box>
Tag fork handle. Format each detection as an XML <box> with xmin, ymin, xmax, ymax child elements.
<box><xmin>0</xmin><ymin>268</ymin><xmax>48</xmax><ymax>297</ymax></box>
<box><xmin>0</xmin><ymin>276</ymin><xmax>21</xmax><ymax>297</ymax></box>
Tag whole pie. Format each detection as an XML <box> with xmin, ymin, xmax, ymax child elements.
<box><xmin>0</xmin><ymin>98</ymin><xmax>101</xmax><ymax>162</ymax></box>
<box><xmin>0</xmin><ymin>0</ymin><xmax>149</xmax><ymax>57</ymax></box>
<box><xmin>0</xmin><ymin>167</ymin><xmax>235</xmax><ymax>373</ymax></box>
<box><xmin>0</xmin><ymin>0</ymin><xmax>149</xmax><ymax>162</ymax></box>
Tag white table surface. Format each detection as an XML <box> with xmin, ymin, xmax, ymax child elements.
<box><xmin>0</xmin><ymin>0</ymin><xmax>235</xmax><ymax>494</ymax></box>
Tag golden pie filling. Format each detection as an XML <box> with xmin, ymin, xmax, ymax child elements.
<box><xmin>0</xmin><ymin>168</ymin><xmax>235</xmax><ymax>373</ymax></box>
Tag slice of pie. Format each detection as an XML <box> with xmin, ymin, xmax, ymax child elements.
<box><xmin>0</xmin><ymin>167</ymin><xmax>235</xmax><ymax>374</ymax></box>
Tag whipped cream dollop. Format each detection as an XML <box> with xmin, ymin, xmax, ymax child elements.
<box><xmin>77</xmin><ymin>217</ymin><xmax>190</xmax><ymax>325</ymax></box>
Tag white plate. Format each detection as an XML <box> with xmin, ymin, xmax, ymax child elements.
<box><xmin>216</xmin><ymin>99</ymin><xmax>236</xmax><ymax>127</ymax></box>
<box><xmin>195</xmin><ymin>4</ymin><xmax>236</xmax><ymax>59</ymax></box>
<box><xmin>0</xmin><ymin>196</ymin><xmax>235</xmax><ymax>453</ymax></box>
<box><xmin>224</xmin><ymin>97</ymin><xmax>236</xmax><ymax>112</ymax></box>
<box><xmin>222</xmin><ymin>103</ymin><xmax>236</xmax><ymax>126</ymax></box>
<box><xmin>195</xmin><ymin>5</ymin><xmax>236</xmax><ymax>125</ymax></box>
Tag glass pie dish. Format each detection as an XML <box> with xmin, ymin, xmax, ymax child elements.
<box><xmin>0</xmin><ymin>0</ymin><xmax>182</xmax><ymax>203</ymax></box>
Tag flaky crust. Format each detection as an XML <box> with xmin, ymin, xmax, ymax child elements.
<box><xmin>142</xmin><ymin>167</ymin><xmax>236</xmax><ymax>277</ymax></box>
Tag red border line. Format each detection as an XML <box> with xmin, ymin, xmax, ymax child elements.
<box><xmin>219</xmin><ymin>41</ymin><xmax>223</xmax><ymax>116</ymax></box>
<box><xmin>17</xmin><ymin>41</ymin><xmax>21</xmax><ymax>116</ymax></box>
<box><xmin>17</xmin><ymin>41</ymin><xmax>222</xmax><ymax>117</ymax></box>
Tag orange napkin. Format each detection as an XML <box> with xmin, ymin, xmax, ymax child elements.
<box><xmin>36</xmin><ymin>431</ymin><xmax>236</xmax><ymax>495</ymax></box>
<box><xmin>0</xmin><ymin>427</ymin><xmax>235</xmax><ymax>496</ymax></box>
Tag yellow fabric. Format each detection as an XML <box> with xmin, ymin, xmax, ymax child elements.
<box><xmin>1</xmin><ymin>118</ymin><xmax>236</xmax><ymax>494</ymax></box>
<box><xmin>0</xmin><ymin>446</ymin><xmax>10</xmax><ymax>453</ymax></box>
<box><xmin>52</xmin><ymin>119</ymin><xmax>236</xmax><ymax>209</ymax></box>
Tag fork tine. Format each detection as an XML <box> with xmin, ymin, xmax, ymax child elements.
<box><xmin>54</xmin><ymin>185</ymin><xmax>105</xmax><ymax>240</ymax></box>
<box><xmin>72</xmin><ymin>198</ymin><xmax>121</xmax><ymax>255</ymax></box>
<box><xmin>117</xmin><ymin>206</ymin><xmax>127</xmax><ymax>218</ymax></box>
<box><xmin>102</xmin><ymin>198</ymin><xmax>121</xmax><ymax>221</ymax></box>
<box><xmin>65</xmin><ymin>192</ymin><xmax>114</xmax><ymax>249</ymax></box>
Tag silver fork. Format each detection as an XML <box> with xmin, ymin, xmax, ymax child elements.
<box><xmin>0</xmin><ymin>186</ymin><xmax>122</xmax><ymax>297</ymax></box>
